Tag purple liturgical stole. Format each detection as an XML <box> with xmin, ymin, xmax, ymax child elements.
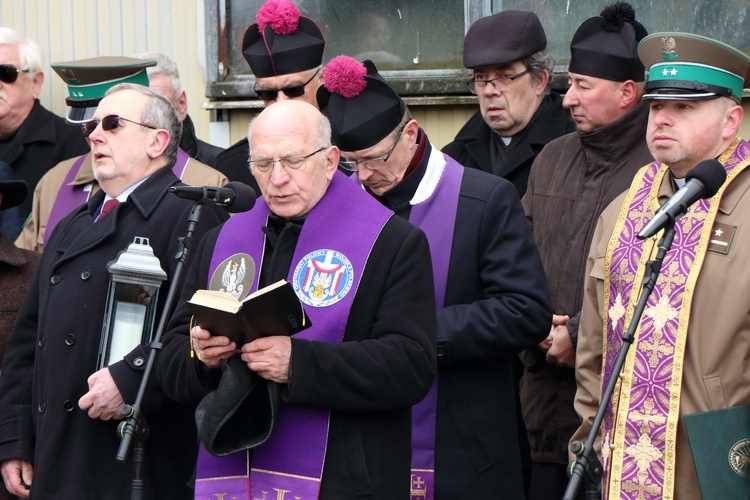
<box><xmin>600</xmin><ymin>138</ymin><xmax>749</xmax><ymax>499</ymax></box>
<box><xmin>405</xmin><ymin>150</ymin><xmax>462</xmax><ymax>499</ymax></box>
<box><xmin>196</xmin><ymin>171</ymin><xmax>393</xmax><ymax>499</ymax></box>
<box><xmin>43</xmin><ymin>149</ymin><xmax>191</xmax><ymax>245</ymax></box>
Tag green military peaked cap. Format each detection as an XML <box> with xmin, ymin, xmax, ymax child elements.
<box><xmin>639</xmin><ymin>33</ymin><xmax>750</xmax><ymax>103</ymax></box>
<box><xmin>51</xmin><ymin>56</ymin><xmax>156</xmax><ymax>124</ymax></box>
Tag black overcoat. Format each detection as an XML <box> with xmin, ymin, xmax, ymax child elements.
<box><xmin>377</xmin><ymin>142</ymin><xmax>551</xmax><ymax>498</ymax></box>
<box><xmin>1</xmin><ymin>100</ymin><xmax>89</xmax><ymax>217</ymax></box>
<box><xmin>442</xmin><ymin>92</ymin><xmax>575</xmax><ymax>197</ymax></box>
<box><xmin>156</xmin><ymin>193</ymin><xmax>438</xmax><ymax>499</ymax></box>
<box><xmin>0</xmin><ymin>166</ymin><xmax>228</xmax><ymax>499</ymax></box>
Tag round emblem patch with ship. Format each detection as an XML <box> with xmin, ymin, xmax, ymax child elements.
<box><xmin>293</xmin><ymin>249</ymin><xmax>354</xmax><ymax>307</ymax></box>
<box><xmin>729</xmin><ymin>438</ymin><xmax>750</xmax><ymax>477</ymax></box>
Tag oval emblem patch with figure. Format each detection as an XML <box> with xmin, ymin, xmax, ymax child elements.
<box><xmin>729</xmin><ymin>438</ymin><xmax>750</xmax><ymax>477</ymax></box>
<box><xmin>208</xmin><ymin>253</ymin><xmax>256</xmax><ymax>300</ymax></box>
<box><xmin>293</xmin><ymin>249</ymin><xmax>354</xmax><ymax>307</ymax></box>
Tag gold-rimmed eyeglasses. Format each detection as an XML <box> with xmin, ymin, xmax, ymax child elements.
<box><xmin>249</xmin><ymin>147</ymin><xmax>326</xmax><ymax>175</ymax></box>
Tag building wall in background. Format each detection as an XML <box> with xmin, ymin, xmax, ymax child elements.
<box><xmin>2</xmin><ymin>0</ymin><xmax>749</xmax><ymax>155</ymax></box>
<box><xmin>0</xmin><ymin>0</ymin><xmax>214</xmax><ymax>145</ymax></box>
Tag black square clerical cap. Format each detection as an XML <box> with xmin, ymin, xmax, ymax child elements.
<box><xmin>51</xmin><ymin>56</ymin><xmax>155</xmax><ymax>124</ymax></box>
<box><xmin>463</xmin><ymin>10</ymin><xmax>547</xmax><ymax>69</ymax></box>
<box><xmin>569</xmin><ymin>2</ymin><xmax>648</xmax><ymax>82</ymax></box>
<box><xmin>317</xmin><ymin>57</ymin><xmax>405</xmax><ymax>152</ymax></box>
<box><xmin>242</xmin><ymin>0</ymin><xmax>325</xmax><ymax>78</ymax></box>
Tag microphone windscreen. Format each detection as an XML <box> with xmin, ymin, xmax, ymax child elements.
<box><xmin>686</xmin><ymin>159</ymin><xmax>727</xmax><ymax>198</ymax></box>
<box><xmin>225</xmin><ymin>182</ymin><xmax>257</xmax><ymax>213</ymax></box>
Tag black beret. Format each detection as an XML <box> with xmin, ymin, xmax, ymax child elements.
<box><xmin>317</xmin><ymin>58</ymin><xmax>405</xmax><ymax>152</ymax></box>
<box><xmin>569</xmin><ymin>2</ymin><xmax>647</xmax><ymax>82</ymax></box>
<box><xmin>242</xmin><ymin>1</ymin><xmax>325</xmax><ymax>78</ymax></box>
<box><xmin>463</xmin><ymin>11</ymin><xmax>547</xmax><ymax>69</ymax></box>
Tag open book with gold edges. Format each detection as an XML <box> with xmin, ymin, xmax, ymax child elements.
<box><xmin>187</xmin><ymin>279</ymin><xmax>311</xmax><ymax>345</ymax></box>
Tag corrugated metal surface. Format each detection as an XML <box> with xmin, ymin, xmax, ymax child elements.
<box><xmin>0</xmin><ymin>0</ymin><xmax>212</xmax><ymax>142</ymax></box>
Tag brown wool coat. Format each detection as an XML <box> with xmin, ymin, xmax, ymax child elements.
<box><xmin>0</xmin><ymin>234</ymin><xmax>39</xmax><ymax>500</ymax></box>
<box><xmin>0</xmin><ymin>234</ymin><xmax>39</xmax><ymax>367</ymax></box>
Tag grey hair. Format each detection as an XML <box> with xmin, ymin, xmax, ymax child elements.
<box><xmin>0</xmin><ymin>27</ymin><xmax>43</xmax><ymax>78</ymax></box>
<box><xmin>105</xmin><ymin>83</ymin><xmax>182</xmax><ymax>164</ymax></box>
<box><xmin>524</xmin><ymin>49</ymin><xmax>555</xmax><ymax>94</ymax></box>
<box><xmin>132</xmin><ymin>52</ymin><xmax>182</xmax><ymax>97</ymax></box>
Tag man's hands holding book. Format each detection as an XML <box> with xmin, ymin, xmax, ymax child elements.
<box><xmin>192</xmin><ymin>325</ymin><xmax>237</xmax><ymax>370</ymax></box>
<box><xmin>192</xmin><ymin>325</ymin><xmax>292</xmax><ymax>383</ymax></box>
<box><xmin>240</xmin><ymin>336</ymin><xmax>292</xmax><ymax>383</ymax></box>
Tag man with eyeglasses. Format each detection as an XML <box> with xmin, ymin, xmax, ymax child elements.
<box><xmin>0</xmin><ymin>84</ymin><xmax>228</xmax><ymax>499</ymax></box>
<box><xmin>442</xmin><ymin>10</ymin><xmax>574</xmax><ymax>197</ymax></box>
<box><xmin>15</xmin><ymin>56</ymin><xmax>228</xmax><ymax>253</ymax></box>
<box><xmin>519</xmin><ymin>4</ymin><xmax>654</xmax><ymax>499</ymax></box>
<box><xmin>156</xmin><ymin>99</ymin><xmax>436</xmax><ymax>499</ymax></box>
<box><xmin>0</xmin><ymin>28</ymin><xmax>88</xmax><ymax>220</ymax></box>
<box><xmin>216</xmin><ymin>0</ymin><xmax>326</xmax><ymax>191</ymax></box>
<box><xmin>318</xmin><ymin>55</ymin><xmax>551</xmax><ymax>499</ymax></box>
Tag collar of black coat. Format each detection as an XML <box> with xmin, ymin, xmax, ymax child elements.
<box><xmin>2</xmin><ymin>100</ymin><xmax>59</xmax><ymax>145</ymax></box>
<box><xmin>371</xmin><ymin>130</ymin><xmax>433</xmax><ymax>219</ymax></box>
<box><xmin>87</xmin><ymin>163</ymin><xmax>180</xmax><ymax>220</ymax></box>
<box><xmin>453</xmin><ymin>92</ymin><xmax>573</xmax><ymax>148</ymax></box>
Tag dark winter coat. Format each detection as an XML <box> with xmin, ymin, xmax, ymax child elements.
<box><xmin>0</xmin><ymin>100</ymin><xmax>89</xmax><ymax>217</ymax></box>
<box><xmin>377</xmin><ymin>138</ymin><xmax>551</xmax><ymax>498</ymax></box>
<box><xmin>156</xmin><ymin>178</ymin><xmax>438</xmax><ymax>499</ymax></box>
<box><xmin>442</xmin><ymin>92</ymin><xmax>575</xmax><ymax>197</ymax></box>
<box><xmin>0</xmin><ymin>166</ymin><xmax>228</xmax><ymax>499</ymax></box>
<box><xmin>519</xmin><ymin>101</ymin><xmax>653</xmax><ymax>463</ymax></box>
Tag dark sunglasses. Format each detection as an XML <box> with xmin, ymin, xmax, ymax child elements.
<box><xmin>0</xmin><ymin>64</ymin><xmax>29</xmax><ymax>84</ymax></box>
<box><xmin>81</xmin><ymin>114</ymin><xmax>157</xmax><ymax>138</ymax></box>
<box><xmin>253</xmin><ymin>67</ymin><xmax>321</xmax><ymax>101</ymax></box>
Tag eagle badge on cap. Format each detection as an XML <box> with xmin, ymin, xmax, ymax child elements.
<box><xmin>660</xmin><ymin>36</ymin><xmax>678</xmax><ymax>61</ymax></box>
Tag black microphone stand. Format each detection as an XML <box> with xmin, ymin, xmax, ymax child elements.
<box><xmin>563</xmin><ymin>221</ymin><xmax>677</xmax><ymax>500</ymax></box>
<box><xmin>116</xmin><ymin>202</ymin><xmax>204</xmax><ymax>500</ymax></box>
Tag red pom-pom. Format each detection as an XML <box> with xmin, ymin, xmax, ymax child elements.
<box><xmin>257</xmin><ymin>0</ymin><xmax>300</xmax><ymax>35</ymax></box>
<box><xmin>323</xmin><ymin>56</ymin><xmax>368</xmax><ymax>99</ymax></box>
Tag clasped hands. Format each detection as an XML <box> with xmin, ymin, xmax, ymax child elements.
<box><xmin>537</xmin><ymin>314</ymin><xmax>575</xmax><ymax>368</ymax></box>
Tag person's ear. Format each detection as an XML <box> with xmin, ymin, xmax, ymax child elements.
<box><xmin>146</xmin><ymin>129</ymin><xmax>171</xmax><ymax>159</ymax></box>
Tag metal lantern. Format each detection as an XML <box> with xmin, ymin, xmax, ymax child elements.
<box><xmin>97</xmin><ymin>237</ymin><xmax>167</xmax><ymax>370</ymax></box>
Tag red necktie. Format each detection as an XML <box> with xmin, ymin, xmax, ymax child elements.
<box><xmin>97</xmin><ymin>199</ymin><xmax>119</xmax><ymax>221</ymax></box>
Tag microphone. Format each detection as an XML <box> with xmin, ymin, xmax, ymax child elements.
<box><xmin>169</xmin><ymin>182</ymin><xmax>257</xmax><ymax>213</ymax></box>
<box><xmin>637</xmin><ymin>159</ymin><xmax>726</xmax><ymax>239</ymax></box>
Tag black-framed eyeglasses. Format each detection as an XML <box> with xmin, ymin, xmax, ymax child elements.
<box><xmin>253</xmin><ymin>67</ymin><xmax>321</xmax><ymax>101</ymax></box>
<box><xmin>249</xmin><ymin>147</ymin><xmax>326</xmax><ymax>174</ymax></box>
<box><xmin>81</xmin><ymin>114</ymin><xmax>158</xmax><ymax>138</ymax></box>
<box><xmin>0</xmin><ymin>64</ymin><xmax>29</xmax><ymax>84</ymax></box>
<box><xmin>338</xmin><ymin>124</ymin><xmax>406</xmax><ymax>172</ymax></box>
<box><xmin>466</xmin><ymin>69</ymin><xmax>530</xmax><ymax>94</ymax></box>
